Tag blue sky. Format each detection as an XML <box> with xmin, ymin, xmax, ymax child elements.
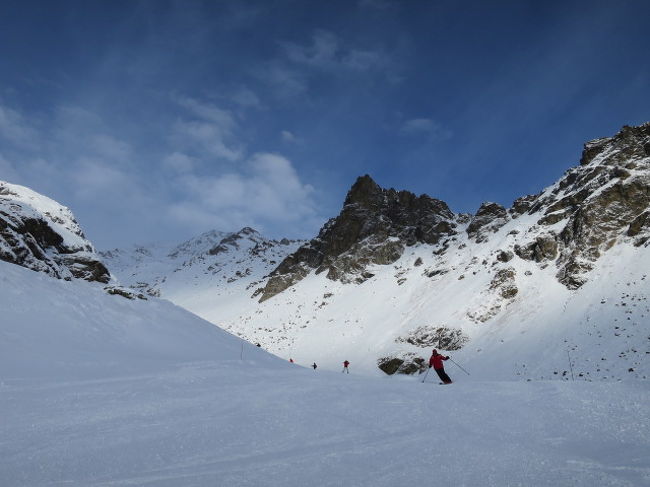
<box><xmin>0</xmin><ymin>0</ymin><xmax>649</xmax><ymax>248</ymax></box>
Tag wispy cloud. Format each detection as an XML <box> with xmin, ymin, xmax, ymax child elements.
<box><xmin>281</xmin><ymin>30</ymin><xmax>389</xmax><ymax>72</ymax></box>
<box><xmin>281</xmin><ymin>130</ymin><xmax>296</xmax><ymax>143</ymax></box>
<box><xmin>400</xmin><ymin>118</ymin><xmax>453</xmax><ymax>141</ymax></box>
<box><xmin>255</xmin><ymin>62</ymin><xmax>308</xmax><ymax>98</ymax></box>
<box><xmin>230</xmin><ymin>87</ymin><xmax>263</xmax><ymax>109</ymax></box>
<box><xmin>0</xmin><ymin>102</ymin><xmax>38</xmax><ymax>145</ymax></box>
<box><xmin>172</xmin><ymin>96</ymin><xmax>243</xmax><ymax>161</ymax></box>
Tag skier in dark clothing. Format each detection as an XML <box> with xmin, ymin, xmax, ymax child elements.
<box><xmin>429</xmin><ymin>349</ymin><xmax>452</xmax><ymax>384</ymax></box>
<box><xmin>342</xmin><ymin>360</ymin><xmax>350</xmax><ymax>373</ymax></box>
<box><xmin>312</xmin><ymin>362</ymin><xmax>317</xmax><ymax>370</ymax></box>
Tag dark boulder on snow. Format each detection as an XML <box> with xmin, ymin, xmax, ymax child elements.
<box><xmin>377</xmin><ymin>353</ymin><xmax>427</xmax><ymax>375</ymax></box>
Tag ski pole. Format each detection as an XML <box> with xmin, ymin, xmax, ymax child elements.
<box><xmin>421</xmin><ymin>367</ymin><xmax>431</xmax><ymax>383</ymax></box>
<box><xmin>448</xmin><ymin>357</ymin><xmax>470</xmax><ymax>376</ymax></box>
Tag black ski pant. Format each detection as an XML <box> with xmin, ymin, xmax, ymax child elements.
<box><xmin>434</xmin><ymin>367</ymin><xmax>452</xmax><ymax>384</ymax></box>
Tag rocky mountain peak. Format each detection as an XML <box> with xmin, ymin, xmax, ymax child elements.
<box><xmin>257</xmin><ymin>175</ymin><xmax>457</xmax><ymax>301</ymax></box>
<box><xmin>580</xmin><ymin>122</ymin><xmax>650</xmax><ymax>167</ymax></box>
<box><xmin>343</xmin><ymin>174</ymin><xmax>383</xmax><ymax>207</ymax></box>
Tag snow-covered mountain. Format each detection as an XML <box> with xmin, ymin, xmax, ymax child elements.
<box><xmin>100</xmin><ymin>227</ymin><xmax>304</xmax><ymax>325</ymax></box>
<box><xmin>108</xmin><ymin>123</ymin><xmax>650</xmax><ymax>380</ymax></box>
<box><xmin>0</xmin><ymin>180</ymin><xmax>111</xmax><ymax>283</ymax></box>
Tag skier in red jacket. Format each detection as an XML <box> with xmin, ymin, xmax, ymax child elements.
<box><xmin>342</xmin><ymin>360</ymin><xmax>350</xmax><ymax>373</ymax></box>
<box><xmin>429</xmin><ymin>349</ymin><xmax>452</xmax><ymax>384</ymax></box>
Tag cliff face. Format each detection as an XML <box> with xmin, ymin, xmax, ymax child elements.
<box><xmin>0</xmin><ymin>181</ymin><xmax>110</xmax><ymax>283</ymax></box>
<box><xmin>513</xmin><ymin>123</ymin><xmax>650</xmax><ymax>288</ymax></box>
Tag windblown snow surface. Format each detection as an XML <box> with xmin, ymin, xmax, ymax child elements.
<box><xmin>1</xmin><ymin>261</ymin><xmax>649</xmax><ymax>486</ymax></box>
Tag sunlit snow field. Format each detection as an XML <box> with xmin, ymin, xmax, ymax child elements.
<box><xmin>2</xmin><ymin>365</ymin><xmax>649</xmax><ymax>486</ymax></box>
<box><xmin>1</xmin><ymin>261</ymin><xmax>649</xmax><ymax>486</ymax></box>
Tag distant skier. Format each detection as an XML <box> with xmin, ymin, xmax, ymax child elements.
<box><xmin>342</xmin><ymin>360</ymin><xmax>350</xmax><ymax>373</ymax></box>
<box><xmin>429</xmin><ymin>349</ymin><xmax>452</xmax><ymax>384</ymax></box>
<box><xmin>256</xmin><ymin>343</ymin><xmax>261</xmax><ymax>348</ymax></box>
<box><xmin>312</xmin><ymin>362</ymin><xmax>317</xmax><ymax>370</ymax></box>
<box><xmin>289</xmin><ymin>358</ymin><xmax>294</xmax><ymax>363</ymax></box>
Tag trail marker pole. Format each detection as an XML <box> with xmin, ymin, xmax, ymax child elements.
<box><xmin>448</xmin><ymin>357</ymin><xmax>470</xmax><ymax>376</ymax></box>
<box><xmin>567</xmin><ymin>350</ymin><xmax>575</xmax><ymax>381</ymax></box>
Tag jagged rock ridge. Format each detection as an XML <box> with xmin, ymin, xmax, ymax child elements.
<box><xmin>260</xmin><ymin>122</ymin><xmax>650</xmax><ymax>302</ymax></box>
<box><xmin>259</xmin><ymin>174</ymin><xmax>457</xmax><ymax>301</ymax></box>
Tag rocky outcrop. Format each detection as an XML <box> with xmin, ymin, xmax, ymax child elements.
<box><xmin>467</xmin><ymin>202</ymin><xmax>508</xmax><ymax>242</ymax></box>
<box><xmin>377</xmin><ymin>353</ymin><xmax>427</xmax><ymax>375</ymax></box>
<box><xmin>396</xmin><ymin>325</ymin><xmax>469</xmax><ymax>350</ymax></box>
<box><xmin>503</xmin><ymin>123</ymin><xmax>650</xmax><ymax>288</ymax></box>
<box><xmin>0</xmin><ymin>181</ymin><xmax>111</xmax><ymax>283</ymax></box>
<box><xmin>258</xmin><ymin>175</ymin><xmax>457</xmax><ymax>301</ymax></box>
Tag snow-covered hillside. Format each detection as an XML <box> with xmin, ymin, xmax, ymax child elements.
<box><xmin>0</xmin><ymin>259</ymin><xmax>278</xmax><ymax>380</ymax></box>
<box><xmin>1</xmin><ymin>260</ymin><xmax>649</xmax><ymax>486</ymax></box>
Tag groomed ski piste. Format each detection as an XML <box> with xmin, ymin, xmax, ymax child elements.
<box><xmin>1</xmin><ymin>260</ymin><xmax>649</xmax><ymax>486</ymax></box>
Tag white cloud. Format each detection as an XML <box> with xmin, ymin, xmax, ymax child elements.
<box><xmin>170</xmin><ymin>152</ymin><xmax>317</xmax><ymax>233</ymax></box>
<box><xmin>400</xmin><ymin>118</ymin><xmax>453</xmax><ymax>141</ymax></box>
<box><xmin>173</xmin><ymin>96</ymin><xmax>243</xmax><ymax>161</ymax></box>
<box><xmin>281</xmin><ymin>130</ymin><xmax>296</xmax><ymax>143</ymax></box>
<box><xmin>72</xmin><ymin>157</ymin><xmax>132</xmax><ymax>196</ymax></box>
<box><xmin>164</xmin><ymin>152</ymin><xmax>195</xmax><ymax>173</ymax></box>
<box><xmin>176</xmin><ymin>96</ymin><xmax>237</xmax><ymax>128</ymax></box>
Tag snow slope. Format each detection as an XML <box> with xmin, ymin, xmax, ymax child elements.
<box><xmin>0</xmin><ymin>259</ymin><xmax>279</xmax><ymax>380</ymax></box>
<box><xmin>1</xmin><ymin>240</ymin><xmax>649</xmax><ymax>486</ymax></box>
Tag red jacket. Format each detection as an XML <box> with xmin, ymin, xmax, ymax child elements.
<box><xmin>429</xmin><ymin>353</ymin><xmax>449</xmax><ymax>369</ymax></box>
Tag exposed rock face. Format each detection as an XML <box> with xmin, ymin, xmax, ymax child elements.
<box><xmin>396</xmin><ymin>325</ymin><xmax>469</xmax><ymax>351</ymax></box>
<box><xmin>258</xmin><ymin>175</ymin><xmax>457</xmax><ymax>301</ymax></box>
<box><xmin>514</xmin><ymin>234</ymin><xmax>558</xmax><ymax>262</ymax></box>
<box><xmin>467</xmin><ymin>202</ymin><xmax>508</xmax><ymax>242</ymax></box>
<box><xmin>0</xmin><ymin>181</ymin><xmax>111</xmax><ymax>283</ymax></box>
<box><xmin>517</xmin><ymin>123</ymin><xmax>650</xmax><ymax>288</ymax></box>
